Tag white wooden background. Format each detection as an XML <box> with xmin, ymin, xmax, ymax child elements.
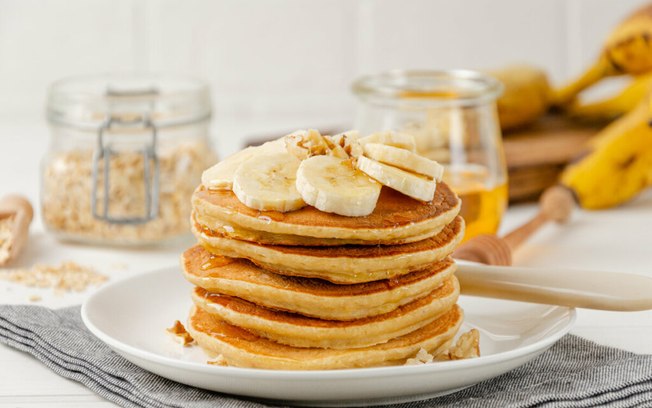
<box><xmin>1</xmin><ymin>1</ymin><xmax>652</xmax><ymax>406</ymax></box>
<box><xmin>0</xmin><ymin>0</ymin><xmax>649</xmax><ymax>155</ymax></box>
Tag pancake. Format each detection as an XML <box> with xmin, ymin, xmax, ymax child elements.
<box><xmin>191</xmin><ymin>276</ymin><xmax>459</xmax><ymax>349</ymax></box>
<box><xmin>194</xmin><ymin>216</ymin><xmax>464</xmax><ymax>284</ymax></box>
<box><xmin>193</xmin><ymin>212</ymin><xmax>444</xmax><ymax>246</ymax></box>
<box><xmin>186</xmin><ymin>304</ymin><xmax>463</xmax><ymax>370</ymax></box>
<box><xmin>192</xmin><ymin>183</ymin><xmax>460</xmax><ymax>244</ymax></box>
<box><xmin>182</xmin><ymin>246</ymin><xmax>457</xmax><ymax>320</ymax></box>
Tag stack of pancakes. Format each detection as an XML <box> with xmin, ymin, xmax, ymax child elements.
<box><xmin>182</xmin><ymin>182</ymin><xmax>466</xmax><ymax>370</ymax></box>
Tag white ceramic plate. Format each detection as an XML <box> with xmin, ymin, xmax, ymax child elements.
<box><xmin>82</xmin><ymin>267</ymin><xmax>575</xmax><ymax>406</ymax></box>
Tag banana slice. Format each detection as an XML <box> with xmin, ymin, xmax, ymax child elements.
<box><xmin>201</xmin><ymin>139</ymin><xmax>286</xmax><ymax>190</ymax></box>
<box><xmin>356</xmin><ymin>156</ymin><xmax>436</xmax><ymax>202</ymax></box>
<box><xmin>358</xmin><ymin>131</ymin><xmax>417</xmax><ymax>152</ymax></box>
<box><xmin>296</xmin><ymin>155</ymin><xmax>381</xmax><ymax>217</ymax></box>
<box><xmin>363</xmin><ymin>143</ymin><xmax>444</xmax><ymax>181</ymax></box>
<box><xmin>232</xmin><ymin>152</ymin><xmax>306</xmax><ymax>212</ymax></box>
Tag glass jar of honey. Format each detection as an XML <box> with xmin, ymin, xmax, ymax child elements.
<box><xmin>42</xmin><ymin>74</ymin><xmax>216</xmax><ymax>246</ymax></box>
<box><xmin>352</xmin><ymin>70</ymin><xmax>508</xmax><ymax>241</ymax></box>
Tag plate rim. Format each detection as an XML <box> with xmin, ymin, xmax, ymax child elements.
<box><xmin>81</xmin><ymin>266</ymin><xmax>576</xmax><ymax>380</ymax></box>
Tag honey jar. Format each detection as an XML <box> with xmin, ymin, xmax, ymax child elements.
<box><xmin>353</xmin><ymin>70</ymin><xmax>508</xmax><ymax>241</ymax></box>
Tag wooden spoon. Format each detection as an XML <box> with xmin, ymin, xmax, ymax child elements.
<box><xmin>0</xmin><ymin>195</ymin><xmax>33</xmax><ymax>266</ymax></box>
<box><xmin>457</xmin><ymin>260</ymin><xmax>652</xmax><ymax>311</ymax></box>
<box><xmin>454</xmin><ymin>185</ymin><xmax>575</xmax><ymax>265</ymax></box>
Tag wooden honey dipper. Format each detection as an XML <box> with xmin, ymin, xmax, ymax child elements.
<box><xmin>0</xmin><ymin>195</ymin><xmax>33</xmax><ymax>266</ymax></box>
<box><xmin>454</xmin><ymin>185</ymin><xmax>575</xmax><ymax>266</ymax></box>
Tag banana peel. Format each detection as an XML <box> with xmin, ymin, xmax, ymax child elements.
<box><xmin>561</xmin><ymin>97</ymin><xmax>652</xmax><ymax>209</ymax></box>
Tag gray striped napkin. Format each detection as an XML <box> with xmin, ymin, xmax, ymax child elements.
<box><xmin>0</xmin><ymin>304</ymin><xmax>651</xmax><ymax>407</ymax></box>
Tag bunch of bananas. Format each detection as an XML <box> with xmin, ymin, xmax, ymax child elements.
<box><xmin>561</xmin><ymin>96</ymin><xmax>652</xmax><ymax>209</ymax></box>
<box><xmin>553</xmin><ymin>2</ymin><xmax>652</xmax><ymax>209</ymax></box>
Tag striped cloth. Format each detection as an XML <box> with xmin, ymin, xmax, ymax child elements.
<box><xmin>1</xmin><ymin>305</ymin><xmax>651</xmax><ymax>407</ymax></box>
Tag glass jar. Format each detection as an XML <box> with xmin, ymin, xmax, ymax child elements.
<box><xmin>42</xmin><ymin>73</ymin><xmax>216</xmax><ymax>246</ymax></box>
<box><xmin>352</xmin><ymin>70</ymin><xmax>508</xmax><ymax>241</ymax></box>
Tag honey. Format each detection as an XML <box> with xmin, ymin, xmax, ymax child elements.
<box><xmin>399</xmin><ymin>90</ymin><xmax>460</xmax><ymax>99</ymax></box>
<box><xmin>200</xmin><ymin>254</ymin><xmax>233</xmax><ymax>271</ymax></box>
<box><xmin>444</xmin><ymin>166</ymin><xmax>508</xmax><ymax>243</ymax></box>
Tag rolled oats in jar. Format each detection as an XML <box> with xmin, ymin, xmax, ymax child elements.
<box><xmin>42</xmin><ymin>74</ymin><xmax>216</xmax><ymax>245</ymax></box>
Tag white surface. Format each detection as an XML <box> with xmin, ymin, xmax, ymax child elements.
<box><xmin>0</xmin><ymin>0</ymin><xmax>648</xmax><ymax>157</ymax></box>
<box><xmin>0</xmin><ymin>119</ymin><xmax>651</xmax><ymax>405</ymax></box>
<box><xmin>81</xmin><ymin>268</ymin><xmax>575</xmax><ymax>406</ymax></box>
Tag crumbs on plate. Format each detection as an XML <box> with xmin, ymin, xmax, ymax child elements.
<box><xmin>405</xmin><ymin>329</ymin><xmax>480</xmax><ymax>365</ymax></box>
<box><xmin>167</xmin><ymin>320</ymin><xmax>195</xmax><ymax>346</ymax></box>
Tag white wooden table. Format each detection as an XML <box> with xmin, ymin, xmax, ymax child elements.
<box><xmin>1</xmin><ymin>121</ymin><xmax>651</xmax><ymax>407</ymax></box>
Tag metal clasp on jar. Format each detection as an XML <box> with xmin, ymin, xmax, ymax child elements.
<box><xmin>91</xmin><ymin>113</ymin><xmax>160</xmax><ymax>224</ymax></box>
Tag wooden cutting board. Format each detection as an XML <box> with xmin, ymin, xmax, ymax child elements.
<box><xmin>503</xmin><ymin>115</ymin><xmax>601</xmax><ymax>202</ymax></box>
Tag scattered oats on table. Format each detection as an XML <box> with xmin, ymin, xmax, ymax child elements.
<box><xmin>0</xmin><ymin>261</ymin><xmax>108</xmax><ymax>294</ymax></box>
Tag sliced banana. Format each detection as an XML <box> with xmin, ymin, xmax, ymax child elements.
<box><xmin>356</xmin><ymin>155</ymin><xmax>436</xmax><ymax>202</ymax></box>
<box><xmin>201</xmin><ymin>139</ymin><xmax>286</xmax><ymax>190</ymax></box>
<box><xmin>363</xmin><ymin>143</ymin><xmax>444</xmax><ymax>181</ymax></box>
<box><xmin>232</xmin><ymin>152</ymin><xmax>306</xmax><ymax>212</ymax></box>
<box><xmin>296</xmin><ymin>155</ymin><xmax>381</xmax><ymax>217</ymax></box>
<box><xmin>358</xmin><ymin>131</ymin><xmax>417</xmax><ymax>152</ymax></box>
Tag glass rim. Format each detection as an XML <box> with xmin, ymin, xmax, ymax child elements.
<box><xmin>352</xmin><ymin>69</ymin><xmax>503</xmax><ymax>107</ymax></box>
<box><xmin>47</xmin><ymin>72</ymin><xmax>212</xmax><ymax>130</ymax></box>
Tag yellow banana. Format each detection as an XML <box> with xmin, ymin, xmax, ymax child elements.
<box><xmin>561</xmin><ymin>96</ymin><xmax>652</xmax><ymax>209</ymax></box>
<box><xmin>552</xmin><ymin>3</ymin><xmax>652</xmax><ymax>107</ymax></box>
<box><xmin>489</xmin><ymin>64</ymin><xmax>551</xmax><ymax>131</ymax></box>
<box><xmin>565</xmin><ymin>72</ymin><xmax>652</xmax><ymax>122</ymax></box>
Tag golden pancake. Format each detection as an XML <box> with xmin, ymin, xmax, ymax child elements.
<box><xmin>192</xmin><ymin>183</ymin><xmax>460</xmax><ymax>244</ymax></box>
<box><xmin>191</xmin><ymin>276</ymin><xmax>459</xmax><ymax>349</ymax></box>
<box><xmin>194</xmin><ymin>216</ymin><xmax>464</xmax><ymax>284</ymax></box>
<box><xmin>186</xmin><ymin>304</ymin><xmax>463</xmax><ymax>370</ymax></box>
<box><xmin>182</xmin><ymin>246</ymin><xmax>457</xmax><ymax>320</ymax></box>
<box><xmin>192</xmin><ymin>212</ymin><xmax>444</xmax><ymax>246</ymax></box>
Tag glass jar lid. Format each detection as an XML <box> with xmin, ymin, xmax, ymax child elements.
<box><xmin>47</xmin><ymin>73</ymin><xmax>211</xmax><ymax>130</ymax></box>
<box><xmin>352</xmin><ymin>69</ymin><xmax>503</xmax><ymax>108</ymax></box>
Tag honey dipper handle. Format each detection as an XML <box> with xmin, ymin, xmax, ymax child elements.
<box><xmin>502</xmin><ymin>185</ymin><xmax>575</xmax><ymax>251</ymax></box>
<box><xmin>501</xmin><ymin>213</ymin><xmax>547</xmax><ymax>251</ymax></box>
<box><xmin>457</xmin><ymin>262</ymin><xmax>652</xmax><ymax>311</ymax></box>
<box><xmin>453</xmin><ymin>234</ymin><xmax>512</xmax><ymax>266</ymax></box>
